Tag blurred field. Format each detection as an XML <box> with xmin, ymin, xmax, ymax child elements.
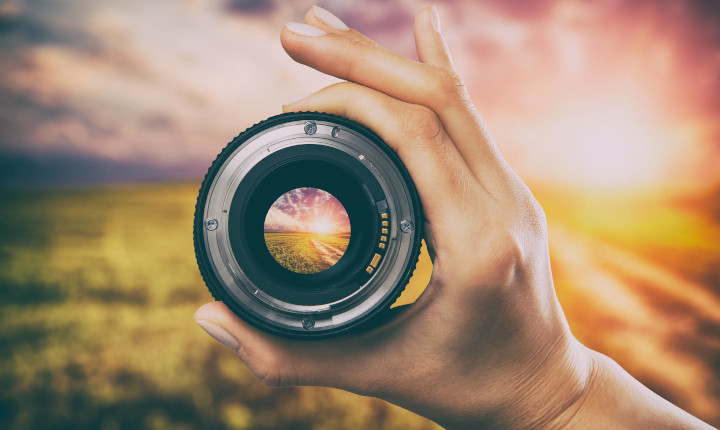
<box><xmin>1</xmin><ymin>182</ymin><xmax>719</xmax><ymax>428</ymax></box>
<box><xmin>535</xmin><ymin>185</ymin><xmax>720</xmax><ymax>425</ymax></box>
<box><xmin>264</xmin><ymin>232</ymin><xmax>350</xmax><ymax>274</ymax></box>
<box><xmin>0</xmin><ymin>183</ymin><xmax>438</xmax><ymax>430</ymax></box>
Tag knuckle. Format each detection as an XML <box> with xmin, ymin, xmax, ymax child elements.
<box><xmin>256</xmin><ymin>367</ymin><xmax>282</xmax><ymax>387</ymax></box>
<box><xmin>451</xmin><ymin>227</ymin><xmax>525</xmax><ymax>290</ymax></box>
<box><xmin>486</xmin><ymin>201</ymin><xmax>548</xmax><ymax>286</ymax></box>
<box><xmin>256</xmin><ymin>367</ymin><xmax>292</xmax><ymax>387</ymax></box>
<box><xmin>327</xmin><ymin>81</ymin><xmax>355</xmax><ymax>93</ymax></box>
<box><xmin>252</xmin><ymin>360</ymin><xmax>298</xmax><ymax>388</ymax></box>
<box><xmin>400</xmin><ymin>105</ymin><xmax>443</xmax><ymax>143</ymax></box>
<box><xmin>430</xmin><ymin>67</ymin><xmax>469</xmax><ymax>108</ymax></box>
<box><xmin>525</xmin><ymin>200</ymin><xmax>549</xmax><ymax>243</ymax></box>
<box><xmin>351</xmin><ymin>36</ymin><xmax>365</xmax><ymax>51</ymax></box>
<box><xmin>528</xmin><ymin>197</ymin><xmax>547</xmax><ymax>229</ymax></box>
<box><xmin>512</xmin><ymin>186</ymin><xmax>548</xmax><ymax>237</ymax></box>
<box><xmin>343</xmin><ymin>38</ymin><xmax>367</xmax><ymax>82</ymax></box>
<box><xmin>488</xmin><ymin>231</ymin><xmax>525</xmax><ymax>286</ymax></box>
<box><xmin>324</xmin><ymin>81</ymin><xmax>358</xmax><ymax>101</ymax></box>
<box><xmin>497</xmin><ymin>180</ymin><xmax>548</xmax><ymax>235</ymax></box>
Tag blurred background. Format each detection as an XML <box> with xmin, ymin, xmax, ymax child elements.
<box><xmin>1</xmin><ymin>0</ymin><xmax>719</xmax><ymax>428</ymax></box>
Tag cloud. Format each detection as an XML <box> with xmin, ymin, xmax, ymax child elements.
<box><xmin>0</xmin><ymin>0</ymin><xmax>97</xmax><ymax>52</ymax></box>
<box><xmin>436</xmin><ymin>0</ymin><xmax>720</xmax><ymax>187</ymax></box>
<box><xmin>0</xmin><ymin>150</ymin><xmax>206</xmax><ymax>186</ymax></box>
<box><xmin>264</xmin><ymin>188</ymin><xmax>350</xmax><ymax>233</ymax></box>
<box><xmin>0</xmin><ymin>0</ymin><xmax>718</xmax><ymax>189</ymax></box>
<box><xmin>224</xmin><ymin>0</ymin><xmax>275</xmax><ymax>15</ymax></box>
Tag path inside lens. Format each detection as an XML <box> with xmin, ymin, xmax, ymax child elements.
<box><xmin>311</xmin><ymin>237</ymin><xmax>346</xmax><ymax>266</ymax></box>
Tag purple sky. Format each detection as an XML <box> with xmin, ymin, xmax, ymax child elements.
<box><xmin>1</xmin><ymin>0</ymin><xmax>719</xmax><ymax>189</ymax></box>
<box><xmin>264</xmin><ymin>187</ymin><xmax>350</xmax><ymax>233</ymax></box>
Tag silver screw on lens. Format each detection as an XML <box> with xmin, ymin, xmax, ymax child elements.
<box><xmin>304</xmin><ymin>121</ymin><xmax>317</xmax><ymax>135</ymax></box>
<box><xmin>205</xmin><ymin>218</ymin><xmax>218</xmax><ymax>231</ymax></box>
<box><xmin>302</xmin><ymin>318</ymin><xmax>315</xmax><ymax>330</ymax></box>
<box><xmin>400</xmin><ymin>220</ymin><xmax>414</xmax><ymax>233</ymax></box>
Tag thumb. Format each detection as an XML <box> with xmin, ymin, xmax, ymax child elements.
<box><xmin>194</xmin><ymin>301</ymin><xmax>364</xmax><ymax>388</ymax></box>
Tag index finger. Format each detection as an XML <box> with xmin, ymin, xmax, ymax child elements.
<box><xmin>280</xmin><ymin>22</ymin><xmax>509</xmax><ymax>187</ymax></box>
<box><xmin>303</xmin><ymin>6</ymin><xmax>377</xmax><ymax>46</ymax></box>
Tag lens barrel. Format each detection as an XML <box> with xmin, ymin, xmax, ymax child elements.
<box><xmin>194</xmin><ymin>112</ymin><xmax>423</xmax><ymax>338</ymax></box>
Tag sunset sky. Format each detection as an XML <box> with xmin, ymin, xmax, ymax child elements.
<box><xmin>264</xmin><ymin>187</ymin><xmax>351</xmax><ymax>233</ymax></box>
<box><xmin>2</xmin><ymin>2</ymin><xmax>720</xmax><ymax>425</ymax></box>
<box><xmin>0</xmin><ymin>0</ymin><xmax>718</xmax><ymax>189</ymax></box>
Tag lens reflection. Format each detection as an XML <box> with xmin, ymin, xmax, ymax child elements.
<box><xmin>264</xmin><ymin>187</ymin><xmax>351</xmax><ymax>274</ymax></box>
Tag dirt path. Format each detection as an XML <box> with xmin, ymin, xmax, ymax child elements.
<box><xmin>311</xmin><ymin>238</ymin><xmax>345</xmax><ymax>266</ymax></box>
<box><xmin>549</xmin><ymin>225</ymin><xmax>720</xmax><ymax>423</ymax></box>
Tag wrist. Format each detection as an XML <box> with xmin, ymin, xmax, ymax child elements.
<box><xmin>411</xmin><ymin>328</ymin><xmax>596</xmax><ymax>430</ymax></box>
<box><xmin>556</xmin><ymin>350</ymin><xmax>716</xmax><ymax>429</ymax></box>
<box><xmin>491</xmin><ymin>334</ymin><xmax>595</xmax><ymax>430</ymax></box>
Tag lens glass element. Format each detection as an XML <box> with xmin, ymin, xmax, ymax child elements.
<box><xmin>263</xmin><ymin>187</ymin><xmax>351</xmax><ymax>274</ymax></box>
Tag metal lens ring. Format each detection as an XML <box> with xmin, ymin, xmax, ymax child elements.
<box><xmin>194</xmin><ymin>112</ymin><xmax>423</xmax><ymax>338</ymax></box>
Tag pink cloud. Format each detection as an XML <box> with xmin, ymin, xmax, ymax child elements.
<box><xmin>264</xmin><ymin>187</ymin><xmax>351</xmax><ymax>233</ymax></box>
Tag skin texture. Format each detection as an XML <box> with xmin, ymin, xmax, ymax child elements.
<box><xmin>194</xmin><ymin>7</ymin><xmax>716</xmax><ymax>430</ymax></box>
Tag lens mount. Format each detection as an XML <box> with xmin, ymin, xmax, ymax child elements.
<box><xmin>194</xmin><ymin>112</ymin><xmax>423</xmax><ymax>338</ymax></box>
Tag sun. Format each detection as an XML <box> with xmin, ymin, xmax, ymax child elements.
<box><xmin>311</xmin><ymin>218</ymin><xmax>333</xmax><ymax>234</ymax></box>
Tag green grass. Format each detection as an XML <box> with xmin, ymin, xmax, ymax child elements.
<box><xmin>264</xmin><ymin>232</ymin><xmax>349</xmax><ymax>274</ymax></box>
<box><xmin>0</xmin><ymin>182</ymin><xmax>439</xmax><ymax>430</ymax></box>
<box><xmin>5</xmin><ymin>181</ymin><xmax>718</xmax><ymax>428</ymax></box>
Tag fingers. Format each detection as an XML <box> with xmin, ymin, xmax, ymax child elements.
<box><xmin>413</xmin><ymin>6</ymin><xmax>455</xmax><ymax>71</ymax></box>
<box><xmin>195</xmin><ymin>300</ymin><xmax>426</xmax><ymax>394</ymax></box>
<box><xmin>282</xmin><ymin>82</ymin><xmax>473</xmax><ymax>215</ymax></box>
<box><xmin>195</xmin><ymin>301</ymin><xmax>349</xmax><ymax>388</ymax></box>
<box><xmin>280</xmin><ymin>26</ymin><xmax>443</xmax><ymax>109</ymax></box>
<box><xmin>410</xmin><ymin>8</ymin><xmax>515</xmax><ymax>189</ymax></box>
<box><xmin>304</xmin><ymin>6</ymin><xmax>376</xmax><ymax>46</ymax></box>
<box><xmin>281</xmin><ymin>10</ymin><xmax>510</xmax><ymax>187</ymax></box>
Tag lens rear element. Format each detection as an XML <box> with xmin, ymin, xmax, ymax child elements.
<box><xmin>263</xmin><ymin>187</ymin><xmax>351</xmax><ymax>274</ymax></box>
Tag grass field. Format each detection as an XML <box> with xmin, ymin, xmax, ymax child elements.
<box><xmin>264</xmin><ymin>232</ymin><xmax>350</xmax><ymax>274</ymax></box>
<box><xmin>0</xmin><ymin>182</ymin><xmax>436</xmax><ymax>430</ymax></box>
<box><xmin>1</xmin><ymin>181</ymin><xmax>719</xmax><ymax>428</ymax></box>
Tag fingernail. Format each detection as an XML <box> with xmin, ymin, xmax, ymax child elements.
<box><xmin>282</xmin><ymin>92</ymin><xmax>312</xmax><ymax>106</ymax></box>
<box><xmin>196</xmin><ymin>320</ymin><xmax>239</xmax><ymax>350</ymax></box>
<box><xmin>312</xmin><ymin>5</ymin><xmax>349</xmax><ymax>31</ymax></box>
<box><xmin>285</xmin><ymin>22</ymin><xmax>327</xmax><ymax>37</ymax></box>
<box><xmin>431</xmin><ymin>6</ymin><xmax>441</xmax><ymax>33</ymax></box>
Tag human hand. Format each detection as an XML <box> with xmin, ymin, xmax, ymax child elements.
<box><xmin>194</xmin><ymin>6</ymin><xmax>715</xmax><ymax>429</ymax></box>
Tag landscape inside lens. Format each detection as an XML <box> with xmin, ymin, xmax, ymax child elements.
<box><xmin>263</xmin><ymin>187</ymin><xmax>351</xmax><ymax>274</ymax></box>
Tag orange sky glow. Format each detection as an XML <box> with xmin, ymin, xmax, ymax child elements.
<box><xmin>0</xmin><ymin>0</ymin><xmax>718</xmax><ymax>191</ymax></box>
<box><xmin>2</xmin><ymin>1</ymin><xmax>720</xmax><ymax>425</ymax></box>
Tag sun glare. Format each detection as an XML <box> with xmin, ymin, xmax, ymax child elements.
<box><xmin>527</xmin><ymin>93</ymin><xmax>674</xmax><ymax>190</ymax></box>
<box><xmin>311</xmin><ymin>219</ymin><xmax>333</xmax><ymax>234</ymax></box>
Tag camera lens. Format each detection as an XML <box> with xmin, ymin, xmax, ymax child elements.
<box><xmin>194</xmin><ymin>112</ymin><xmax>423</xmax><ymax>338</ymax></box>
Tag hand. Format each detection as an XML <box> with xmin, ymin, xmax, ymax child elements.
<box><xmin>195</xmin><ymin>6</ymin><xmax>715</xmax><ymax>429</ymax></box>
